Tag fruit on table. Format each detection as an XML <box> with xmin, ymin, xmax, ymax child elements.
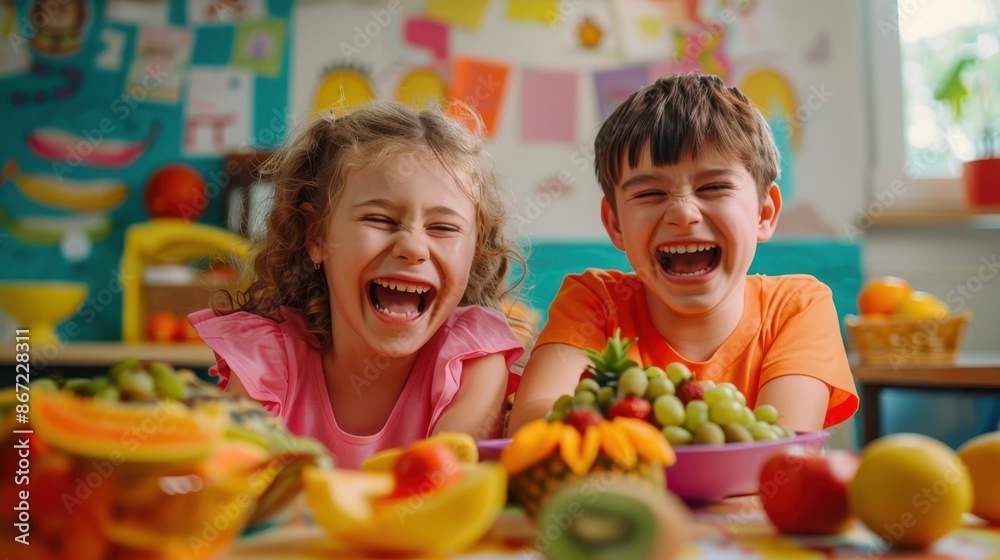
<box><xmin>303</xmin><ymin>452</ymin><xmax>507</xmax><ymax>555</ymax></box>
<box><xmin>857</xmin><ymin>276</ymin><xmax>912</xmax><ymax>316</ymax></box>
<box><xmin>502</xmin><ymin>417</ymin><xmax>674</xmax><ymax>519</ymax></box>
<box><xmin>361</xmin><ymin>432</ymin><xmax>479</xmax><ymax>473</ymax></box>
<box><xmin>548</xmin><ymin>330</ymin><xmax>794</xmax><ymax>446</ymax></box>
<box><xmin>957</xmin><ymin>430</ymin><xmax>1000</xmax><ymax>523</ymax></box>
<box><xmin>892</xmin><ymin>290</ymin><xmax>949</xmax><ymax>321</ymax></box>
<box><xmin>145</xmin><ymin>310</ymin><xmax>184</xmax><ymax>342</ymax></box>
<box><xmin>538</xmin><ymin>475</ymin><xmax>691</xmax><ymax>560</ymax></box>
<box><xmin>389</xmin><ymin>441</ymin><xmax>464</xmax><ymax>499</ymax></box>
<box><xmin>849</xmin><ymin>433</ymin><xmax>972</xmax><ymax>548</ymax></box>
<box><xmin>759</xmin><ymin>448</ymin><xmax>859</xmax><ymax>535</ymax></box>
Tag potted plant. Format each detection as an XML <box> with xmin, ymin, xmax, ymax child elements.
<box><xmin>934</xmin><ymin>54</ymin><xmax>1000</xmax><ymax>207</ymax></box>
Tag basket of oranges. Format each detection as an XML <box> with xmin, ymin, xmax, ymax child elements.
<box><xmin>845</xmin><ymin>277</ymin><xmax>971</xmax><ymax>366</ymax></box>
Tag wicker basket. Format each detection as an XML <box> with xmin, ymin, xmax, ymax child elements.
<box><xmin>844</xmin><ymin>311</ymin><xmax>972</xmax><ymax>366</ymax></box>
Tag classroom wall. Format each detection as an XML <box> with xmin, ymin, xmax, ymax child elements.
<box><xmin>290</xmin><ymin>0</ymin><xmax>868</xmax><ymax>240</ymax></box>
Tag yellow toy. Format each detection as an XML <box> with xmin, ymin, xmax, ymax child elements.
<box><xmin>120</xmin><ymin>219</ymin><xmax>250</xmax><ymax>343</ymax></box>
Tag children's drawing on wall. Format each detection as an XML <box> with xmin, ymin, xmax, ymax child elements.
<box><xmin>187</xmin><ymin>0</ymin><xmax>264</xmax><ymax>24</ymax></box>
<box><xmin>232</xmin><ymin>18</ymin><xmax>286</xmax><ymax>77</ymax></box>
<box><xmin>312</xmin><ymin>64</ymin><xmax>375</xmax><ymax>116</ymax></box>
<box><xmin>105</xmin><ymin>0</ymin><xmax>168</xmax><ymax>26</ymax></box>
<box><xmin>426</xmin><ymin>0</ymin><xmax>490</xmax><ymax>31</ymax></box>
<box><xmin>394</xmin><ymin>67</ymin><xmax>447</xmax><ymax>110</ymax></box>
<box><xmin>555</xmin><ymin>0</ymin><xmax>615</xmax><ymax>55</ymax></box>
<box><xmin>612</xmin><ymin>0</ymin><xmax>674</xmax><ymax>61</ymax></box>
<box><xmin>126</xmin><ymin>27</ymin><xmax>193</xmax><ymax>104</ymax></box>
<box><xmin>183</xmin><ymin>68</ymin><xmax>253</xmax><ymax>156</ymax></box>
<box><xmin>8</xmin><ymin>62</ymin><xmax>82</xmax><ymax>106</ymax></box>
<box><xmin>593</xmin><ymin>65</ymin><xmax>649</xmax><ymax>120</ymax></box>
<box><xmin>0</xmin><ymin>0</ymin><xmax>30</xmax><ymax>75</ymax></box>
<box><xmin>448</xmin><ymin>57</ymin><xmax>509</xmax><ymax>138</ymax></box>
<box><xmin>95</xmin><ymin>28</ymin><xmax>126</xmax><ymax>71</ymax></box>
<box><xmin>28</xmin><ymin>0</ymin><xmax>90</xmax><ymax>57</ymax></box>
<box><xmin>667</xmin><ymin>22</ymin><xmax>731</xmax><ymax>80</ymax></box>
<box><xmin>521</xmin><ymin>69</ymin><xmax>577</xmax><ymax>144</ymax></box>
<box><xmin>26</xmin><ymin>121</ymin><xmax>161</xmax><ymax>168</ymax></box>
<box><xmin>704</xmin><ymin>0</ymin><xmax>782</xmax><ymax>59</ymax></box>
<box><xmin>506</xmin><ymin>0</ymin><xmax>558</xmax><ymax>24</ymax></box>
<box><xmin>402</xmin><ymin>16</ymin><xmax>449</xmax><ymax>69</ymax></box>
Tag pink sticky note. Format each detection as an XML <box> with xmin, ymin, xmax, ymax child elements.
<box><xmin>404</xmin><ymin>17</ymin><xmax>449</xmax><ymax>62</ymax></box>
<box><xmin>522</xmin><ymin>69</ymin><xmax>577</xmax><ymax>143</ymax></box>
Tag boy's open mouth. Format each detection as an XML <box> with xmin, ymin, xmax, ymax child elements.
<box><xmin>657</xmin><ymin>243</ymin><xmax>721</xmax><ymax>277</ymax></box>
<box><xmin>368</xmin><ymin>279</ymin><xmax>436</xmax><ymax>318</ymax></box>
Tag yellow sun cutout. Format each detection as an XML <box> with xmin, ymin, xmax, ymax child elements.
<box><xmin>394</xmin><ymin>68</ymin><xmax>446</xmax><ymax>111</ymax></box>
<box><xmin>739</xmin><ymin>69</ymin><xmax>801</xmax><ymax>149</ymax></box>
<box><xmin>312</xmin><ymin>65</ymin><xmax>375</xmax><ymax>117</ymax></box>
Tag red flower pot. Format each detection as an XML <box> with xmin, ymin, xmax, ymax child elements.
<box><xmin>962</xmin><ymin>158</ymin><xmax>1000</xmax><ymax>206</ymax></box>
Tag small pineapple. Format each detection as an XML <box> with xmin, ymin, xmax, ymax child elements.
<box><xmin>582</xmin><ymin>328</ymin><xmax>640</xmax><ymax>388</ymax></box>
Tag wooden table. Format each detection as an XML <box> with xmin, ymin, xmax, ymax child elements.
<box><xmin>221</xmin><ymin>495</ymin><xmax>1000</xmax><ymax>559</ymax></box>
<box><xmin>852</xmin><ymin>352</ymin><xmax>1000</xmax><ymax>445</ymax></box>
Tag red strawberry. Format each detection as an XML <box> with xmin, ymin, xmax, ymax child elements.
<box><xmin>564</xmin><ymin>409</ymin><xmax>604</xmax><ymax>435</ymax></box>
<box><xmin>677</xmin><ymin>380</ymin><xmax>709</xmax><ymax>405</ymax></box>
<box><xmin>607</xmin><ymin>396</ymin><xmax>652</xmax><ymax>422</ymax></box>
<box><xmin>579</xmin><ymin>370</ymin><xmax>596</xmax><ymax>382</ymax></box>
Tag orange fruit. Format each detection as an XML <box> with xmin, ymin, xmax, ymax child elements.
<box><xmin>857</xmin><ymin>276</ymin><xmax>913</xmax><ymax>316</ymax></box>
<box><xmin>957</xmin><ymin>431</ymin><xmax>1000</xmax><ymax>524</ymax></box>
<box><xmin>145</xmin><ymin>311</ymin><xmax>182</xmax><ymax>342</ymax></box>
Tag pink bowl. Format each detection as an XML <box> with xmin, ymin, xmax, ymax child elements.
<box><xmin>665</xmin><ymin>431</ymin><xmax>831</xmax><ymax>503</ymax></box>
<box><xmin>478</xmin><ymin>431</ymin><xmax>831</xmax><ymax>504</ymax></box>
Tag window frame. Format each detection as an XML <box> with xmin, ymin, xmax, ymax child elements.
<box><xmin>865</xmin><ymin>0</ymin><xmax>966</xmax><ymax>209</ymax></box>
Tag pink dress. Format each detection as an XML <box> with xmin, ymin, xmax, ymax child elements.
<box><xmin>188</xmin><ymin>305</ymin><xmax>523</xmax><ymax>469</ymax></box>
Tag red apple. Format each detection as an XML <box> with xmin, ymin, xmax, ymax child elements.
<box><xmin>759</xmin><ymin>447</ymin><xmax>859</xmax><ymax>535</ymax></box>
<box><xmin>144</xmin><ymin>164</ymin><xmax>208</xmax><ymax>220</ymax></box>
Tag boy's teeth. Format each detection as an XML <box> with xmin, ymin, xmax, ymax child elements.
<box><xmin>660</xmin><ymin>243</ymin><xmax>717</xmax><ymax>254</ymax></box>
<box><xmin>373</xmin><ymin>279</ymin><xmax>430</xmax><ymax>294</ymax></box>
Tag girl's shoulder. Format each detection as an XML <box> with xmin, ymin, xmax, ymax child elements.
<box><xmin>441</xmin><ymin>306</ymin><xmax>517</xmax><ymax>345</ymax></box>
<box><xmin>188</xmin><ymin>306</ymin><xmax>316</xmax><ymax>343</ymax></box>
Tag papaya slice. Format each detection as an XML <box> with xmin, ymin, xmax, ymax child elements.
<box><xmin>501</xmin><ymin>419</ymin><xmax>564</xmax><ymax>476</ymax></box>
<box><xmin>31</xmin><ymin>390</ymin><xmax>225</xmax><ymax>463</ymax></box>
<box><xmin>598</xmin><ymin>421</ymin><xmax>637</xmax><ymax>469</ymax></box>
<box><xmin>561</xmin><ymin>425</ymin><xmax>602</xmax><ymax>475</ymax></box>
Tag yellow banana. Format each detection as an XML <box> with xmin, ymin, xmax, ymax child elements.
<box><xmin>3</xmin><ymin>159</ymin><xmax>129</xmax><ymax>212</ymax></box>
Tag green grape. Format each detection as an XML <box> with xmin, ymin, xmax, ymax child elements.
<box><xmin>781</xmin><ymin>426</ymin><xmax>798</xmax><ymax>439</ymax></box>
<box><xmin>750</xmin><ymin>421</ymin><xmax>779</xmax><ymax>441</ymax></box>
<box><xmin>109</xmin><ymin>358</ymin><xmax>142</xmax><ymax>384</ymax></box>
<box><xmin>684</xmin><ymin>400</ymin><xmax>709</xmax><ymax>433</ymax></box>
<box><xmin>753</xmin><ymin>404</ymin><xmax>780</xmax><ymax>424</ymax></box>
<box><xmin>90</xmin><ymin>376</ymin><xmax>111</xmax><ymax>392</ymax></box>
<box><xmin>573</xmin><ymin>390</ymin><xmax>597</xmax><ymax>408</ymax></box>
<box><xmin>738</xmin><ymin>406</ymin><xmax>757</xmax><ymax>428</ymax></box>
<box><xmin>662</xmin><ymin>426</ymin><xmax>692</xmax><ymax>446</ymax></box>
<box><xmin>576</xmin><ymin>378</ymin><xmax>601</xmax><ymax>395</ymax></box>
<box><xmin>29</xmin><ymin>378</ymin><xmax>58</xmax><ymax>393</ymax></box>
<box><xmin>644</xmin><ymin>378</ymin><xmax>675</xmax><ymax>401</ymax></box>
<box><xmin>63</xmin><ymin>378</ymin><xmax>94</xmax><ymax>396</ymax></box>
<box><xmin>665</xmin><ymin>362</ymin><xmax>692</xmax><ymax>385</ymax></box>
<box><xmin>545</xmin><ymin>410</ymin><xmax>566</xmax><ymax>422</ymax></box>
<box><xmin>722</xmin><ymin>422</ymin><xmax>754</xmax><ymax>443</ymax></box>
<box><xmin>693</xmin><ymin>422</ymin><xmax>726</xmax><ymax>445</ymax></box>
<box><xmin>702</xmin><ymin>386</ymin><xmax>732</xmax><ymax>406</ymax></box>
<box><xmin>596</xmin><ymin>386</ymin><xmax>616</xmax><ymax>409</ymax></box>
<box><xmin>716</xmin><ymin>382</ymin><xmax>738</xmax><ymax>393</ymax></box>
<box><xmin>645</xmin><ymin>366</ymin><xmax>666</xmax><ymax>379</ymax></box>
<box><xmin>732</xmin><ymin>391</ymin><xmax>747</xmax><ymax>406</ymax></box>
<box><xmin>553</xmin><ymin>394</ymin><xmax>575</xmax><ymax>415</ymax></box>
<box><xmin>617</xmin><ymin>367</ymin><xmax>649</xmax><ymax>397</ymax></box>
<box><xmin>709</xmin><ymin>399</ymin><xmax>744</xmax><ymax>425</ymax></box>
<box><xmin>149</xmin><ymin>362</ymin><xmax>186</xmax><ymax>400</ymax></box>
<box><xmin>118</xmin><ymin>369</ymin><xmax>156</xmax><ymax>400</ymax></box>
<box><xmin>653</xmin><ymin>394</ymin><xmax>686</xmax><ymax>427</ymax></box>
<box><xmin>94</xmin><ymin>386</ymin><xmax>120</xmax><ymax>403</ymax></box>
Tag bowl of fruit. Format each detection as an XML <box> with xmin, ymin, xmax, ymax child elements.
<box><xmin>0</xmin><ymin>360</ymin><xmax>328</xmax><ymax>560</ymax></box>
<box><xmin>497</xmin><ymin>332</ymin><xmax>825</xmax><ymax>508</ymax></box>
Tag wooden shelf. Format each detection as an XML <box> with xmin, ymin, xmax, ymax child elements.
<box><xmin>0</xmin><ymin>342</ymin><xmax>217</xmax><ymax>368</ymax></box>
<box><xmin>868</xmin><ymin>207</ymin><xmax>1000</xmax><ymax>228</ymax></box>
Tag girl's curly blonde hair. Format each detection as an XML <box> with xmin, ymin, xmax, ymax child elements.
<box><xmin>235</xmin><ymin>100</ymin><xmax>526</xmax><ymax>348</ymax></box>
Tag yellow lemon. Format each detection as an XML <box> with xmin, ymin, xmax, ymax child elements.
<box><xmin>893</xmin><ymin>291</ymin><xmax>949</xmax><ymax>321</ymax></box>
<box><xmin>958</xmin><ymin>431</ymin><xmax>1000</xmax><ymax>523</ymax></box>
<box><xmin>849</xmin><ymin>433</ymin><xmax>972</xmax><ymax>549</ymax></box>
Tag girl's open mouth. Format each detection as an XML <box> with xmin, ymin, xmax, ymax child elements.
<box><xmin>657</xmin><ymin>243</ymin><xmax>721</xmax><ymax>277</ymax></box>
<box><xmin>368</xmin><ymin>279</ymin><xmax>436</xmax><ymax>319</ymax></box>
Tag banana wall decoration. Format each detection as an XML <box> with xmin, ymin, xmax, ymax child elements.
<box><xmin>2</xmin><ymin>160</ymin><xmax>129</xmax><ymax>213</ymax></box>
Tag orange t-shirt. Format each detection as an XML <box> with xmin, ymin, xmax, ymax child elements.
<box><xmin>535</xmin><ymin>269</ymin><xmax>859</xmax><ymax>429</ymax></box>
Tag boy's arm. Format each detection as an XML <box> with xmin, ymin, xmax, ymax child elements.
<box><xmin>756</xmin><ymin>374</ymin><xmax>830</xmax><ymax>432</ymax></box>
<box><xmin>507</xmin><ymin>343</ymin><xmax>593</xmax><ymax>435</ymax></box>
<box><xmin>433</xmin><ymin>353</ymin><xmax>510</xmax><ymax>440</ymax></box>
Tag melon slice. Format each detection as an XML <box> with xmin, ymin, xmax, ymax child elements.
<box><xmin>31</xmin><ymin>390</ymin><xmax>226</xmax><ymax>462</ymax></box>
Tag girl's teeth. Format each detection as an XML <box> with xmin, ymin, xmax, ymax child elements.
<box><xmin>666</xmin><ymin>267</ymin><xmax>711</xmax><ymax>277</ymax></box>
<box><xmin>372</xmin><ymin>301</ymin><xmax>421</xmax><ymax>318</ymax></box>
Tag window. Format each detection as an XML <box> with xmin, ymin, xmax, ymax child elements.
<box><xmin>867</xmin><ymin>0</ymin><xmax>999</xmax><ymax>206</ymax></box>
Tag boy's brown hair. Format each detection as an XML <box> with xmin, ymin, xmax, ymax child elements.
<box><xmin>594</xmin><ymin>73</ymin><xmax>780</xmax><ymax>213</ymax></box>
